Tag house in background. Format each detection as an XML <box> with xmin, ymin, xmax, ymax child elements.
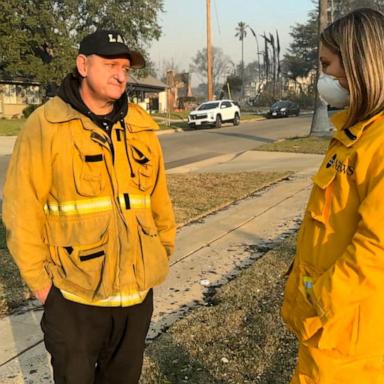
<box><xmin>127</xmin><ymin>74</ymin><xmax>168</xmax><ymax>113</ymax></box>
<box><xmin>166</xmin><ymin>71</ymin><xmax>193</xmax><ymax>111</ymax></box>
<box><xmin>0</xmin><ymin>77</ymin><xmax>42</xmax><ymax>118</ymax></box>
<box><xmin>285</xmin><ymin>69</ymin><xmax>317</xmax><ymax>96</ymax></box>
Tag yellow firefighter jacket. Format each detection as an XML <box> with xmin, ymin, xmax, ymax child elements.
<box><xmin>2</xmin><ymin>97</ymin><xmax>176</xmax><ymax>305</ymax></box>
<box><xmin>282</xmin><ymin>110</ymin><xmax>384</xmax><ymax>357</ymax></box>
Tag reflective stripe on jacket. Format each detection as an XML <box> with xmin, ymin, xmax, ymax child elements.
<box><xmin>282</xmin><ymin>110</ymin><xmax>384</xmax><ymax>358</ymax></box>
<box><xmin>2</xmin><ymin>97</ymin><xmax>176</xmax><ymax>303</ymax></box>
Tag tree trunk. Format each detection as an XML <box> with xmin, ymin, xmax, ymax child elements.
<box><xmin>310</xmin><ymin>0</ymin><xmax>331</xmax><ymax>136</ymax></box>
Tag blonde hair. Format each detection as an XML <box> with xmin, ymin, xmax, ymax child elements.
<box><xmin>321</xmin><ymin>8</ymin><xmax>384</xmax><ymax>128</ymax></box>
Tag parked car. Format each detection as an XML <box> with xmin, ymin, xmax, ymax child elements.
<box><xmin>188</xmin><ymin>99</ymin><xmax>241</xmax><ymax>128</ymax></box>
<box><xmin>269</xmin><ymin>100</ymin><xmax>300</xmax><ymax>118</ymax></box>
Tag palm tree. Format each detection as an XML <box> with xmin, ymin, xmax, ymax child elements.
<box><xmin>235</xmin><ymin>21</ymin><xmax>248</xmax><ymax>98</ymax></box>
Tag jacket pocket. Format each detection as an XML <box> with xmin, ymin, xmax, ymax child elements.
<box><xmin>134</xmin><ymin>213</ymin><xmax>169</xmax><ymax>291</ymax></box>
<box><xmin>295</xmin><ymin>292</ymin><xmax>323</xmax><ymax>343</ymax></box>
<box><xmin>282</xmin><ymin>263</ymin><xmax>323</xmax><ymax>342</ymax></box>
<box><xmin>73</xmin><ymin>142</ymin><xmax>106</xmax><ymax>197</ymax></box>
<box><xmin>44</xmin><ymin>213</ymin><xmax>110</xmax><ymax>294</ymax></box>
<box><xmin>307</xmin><ymin>164</ymin><xmax>337</xmax><ymax>224</ymax></box>
<box><xmin>317</xmin><ymin>304</ymin><xmax>360</xmax><ymax>355</ymax></box>
<box><xmin>129</xmin><ymin>139</ymin><xmax>154</xmax><ymax>192</ymax></box>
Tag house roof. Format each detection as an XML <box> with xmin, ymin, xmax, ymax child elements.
<box><xmin>127</xmin><ymin>74</ymin><xmax>167</xmax><ymax>93</ymax></box>
<box><xmin>0</xmin><ymin>75</ymin><xmax>40</xmax><ymax>86</ymax></box>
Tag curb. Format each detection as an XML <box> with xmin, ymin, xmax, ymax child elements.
<box><xmin>156</xmin><ymin>128</ymin><xmax>182</xmax><ymax>135</ymax></box>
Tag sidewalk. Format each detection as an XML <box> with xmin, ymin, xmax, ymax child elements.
<box><xmin>0</xmin><ymin>150</ymin><xmax>323</xmax><ymax>383</ymax></box>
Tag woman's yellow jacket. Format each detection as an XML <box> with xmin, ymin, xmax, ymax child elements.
<box><xmin>2</xmin><ymin>97</ymin><xmax>176</xmax><ymax>303</ymax></box>
<box><xmin>282</xmin><ymin>110</ymin><xmax>384</xmax><ymax>357</ymax></box>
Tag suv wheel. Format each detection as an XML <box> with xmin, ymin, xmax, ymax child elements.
<box><xmin>233</xmin><ymin>113</ymin><xmax>240</xmax><ymax>126</ymax></box>
<box><xmin>215</xmin><ymin>114</ymin><xmax>222</xmax><ymax>128</ymax></box>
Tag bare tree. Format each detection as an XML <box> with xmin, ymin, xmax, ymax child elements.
<box><xmin>248</xmin><ymin>27</ymin><xmax>262</xmax><ymax>86</ymax></box>
<box><xmin>246</xmin><ymin>26</ymin><xmax>282</xmax><ymax>101</ymax></box>
<box><xmin>190</xmin><ymin>46</ymin><xmax>232</xmax><ymax>95</ymax></box>
<box><xmin>276</xmin><ymin>30</ymin><xmax>281</xmax><ymax>97</ymax></box>
<box><xmin>261</xmin><ymin>33</ymin><xmax>271</xmax><ymax>82</ymax></box>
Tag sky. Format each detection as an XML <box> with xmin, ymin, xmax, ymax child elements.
<box><xmin>149</xmin><ymin>0</ymin><xmax>315</xmax><ymax>83</ymax></box>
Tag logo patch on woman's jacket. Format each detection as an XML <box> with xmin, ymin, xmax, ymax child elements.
<box><xmin>326</xmin><ymin>153</ymin><xmax>354</xmax><ymax>176</ymax></box>
<box><xmin>326</xmin><ymin>154</ymin><xmax>337</xmax><ymax>168</ymax></box>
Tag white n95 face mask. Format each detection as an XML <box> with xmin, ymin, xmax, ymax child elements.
<box><xmin>317</xmin><ymin>73</ymin><xmax>349</xmax><ymax>108</ymax></box>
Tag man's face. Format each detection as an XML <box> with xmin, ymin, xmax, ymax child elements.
<box><xmin>77</xmin><ymin>54</ymin><xmax>130</xmax><ymax>104</ymax></box>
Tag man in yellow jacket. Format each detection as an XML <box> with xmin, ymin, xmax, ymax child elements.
<box><xmin>2</xmin><ymin>30</ymin><xmax>176</xmax><ymax>384</ymax></box>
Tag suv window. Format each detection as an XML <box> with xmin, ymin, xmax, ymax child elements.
<box><xmin>272</xmin><ymin>101</ymin><xmax>289</xmax><ymax>108</ymax></box>
<box><xmin>197</xmin><ymin>102</ymin><xmax>220</xmax><ymax>110</ymax></box>
<box><xmin>221</xmin><ymin>101</ymin><xmax>232</xmax><ymax>108</ymax></box>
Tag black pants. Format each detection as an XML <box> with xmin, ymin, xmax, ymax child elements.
<box><xmin>41</xmin><ymin>286</ymin><xmax>153</xmax><ymax>384</ymax></box>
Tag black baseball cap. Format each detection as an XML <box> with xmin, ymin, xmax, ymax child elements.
<box><xmin>79</xmin><ymin>30</ymin><xmax>145</xmax><ymax>69</ymax></box>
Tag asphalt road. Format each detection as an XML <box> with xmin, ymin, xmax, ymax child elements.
<box><xmin>160</xmin><ymin>115</ymin><xmax>313</xmax><ymax>169</ymax></box>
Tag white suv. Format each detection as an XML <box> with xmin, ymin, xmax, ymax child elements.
<box><xmin>188</xmin><ymin>99</ymin><xmax>241</xmax><ymax>129</ymax></box>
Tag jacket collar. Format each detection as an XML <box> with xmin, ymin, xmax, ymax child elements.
<box><xmin>332</xmin><ymin>110</ymin><xmax>384</xmax><ymax>147</ymax></box>
<box><xmin>44</xmin><ymin>96</ymin><xmax>159</xmax><ymax>133</ymax></box>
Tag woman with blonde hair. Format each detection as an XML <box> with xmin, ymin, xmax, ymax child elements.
<box><xmin>282</xmin><ymin>8</ymin><xmax>384</xmax><ymax>383</ymax></box>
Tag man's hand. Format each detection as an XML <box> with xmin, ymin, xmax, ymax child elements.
<box><xmin>34</xmin><ymin>284</ymin><xmax>52</xmax><ymax>305</ymax></box>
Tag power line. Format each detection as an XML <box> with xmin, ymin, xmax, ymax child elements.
<box><xmin>206</xmin><ymin>0</ymin><xmax>213</xmax><ymax>100</ymax></box>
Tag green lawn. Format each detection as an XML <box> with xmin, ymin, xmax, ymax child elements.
<box><xmin>256</xmin><ymin>135</ymin><xmax>331</xmax><ymax>155</ymax></box>
<box><xmin>0</xmin><ymin>119</ymin><xmax>25</xmax><ymax>136</ymax></box>
<box><xmin>241</xmin><ymin>113</ymin><xmax>265</xmax><ymax>121</ymax></box>
<box><xmin>0</xmin><ymin>117</ymin><xmax>185</xmax><ymax>134</ymax></box>
<box><xmin>153</xmin><ymin>111</ymin><xmax>189</xmax><ymax>120</ymax></box>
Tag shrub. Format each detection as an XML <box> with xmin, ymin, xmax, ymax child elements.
<box><xmin>22</xmin><ymin>104</ymin><xmax>39</xmax><ymax>118</ymax></box>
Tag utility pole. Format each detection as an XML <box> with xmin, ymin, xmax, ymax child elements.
<box><xmin>206</xmin><ymin>0</ymin><xmax>213</xmax><ymax>100</ymax></box>
<box><xmin>310</xmin><ymin>0</ymin><xmax>331</xmax><ymax>136</ymax></box>
<box><xmin>227</xmin><ymin>81</ymin><xmax>232</xmax><ymax>100</ymax></box>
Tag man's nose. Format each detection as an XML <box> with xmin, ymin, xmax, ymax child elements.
<box><xmin>115</xmin><ymin>69</ymin><xmax>128</xmax><ymax>83</ymax></box>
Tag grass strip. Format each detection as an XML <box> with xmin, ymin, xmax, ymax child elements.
<box><xmin>140</xmin><ymin>234</ymin><xmax>298</xmax><ymax>384</ymax></box>
<box><xmin>256</xmin><ymin>136</ymin><xmax>331</xmax><ymax>155</ymax></box>
<box><xmin>167</xmin><ymin>171</ymin><xmax>290</xmax><ymax>227</ymax></box>
<box><xmin>0</xmin><ymin>119</ymin><xmax>25</xmax><ymax>136</ymax></box>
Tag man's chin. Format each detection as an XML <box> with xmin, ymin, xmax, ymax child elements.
<box><xmin>108</xmin><ymin>92</ymin><xmax>125</xmax><ymax>102</ymax></box>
